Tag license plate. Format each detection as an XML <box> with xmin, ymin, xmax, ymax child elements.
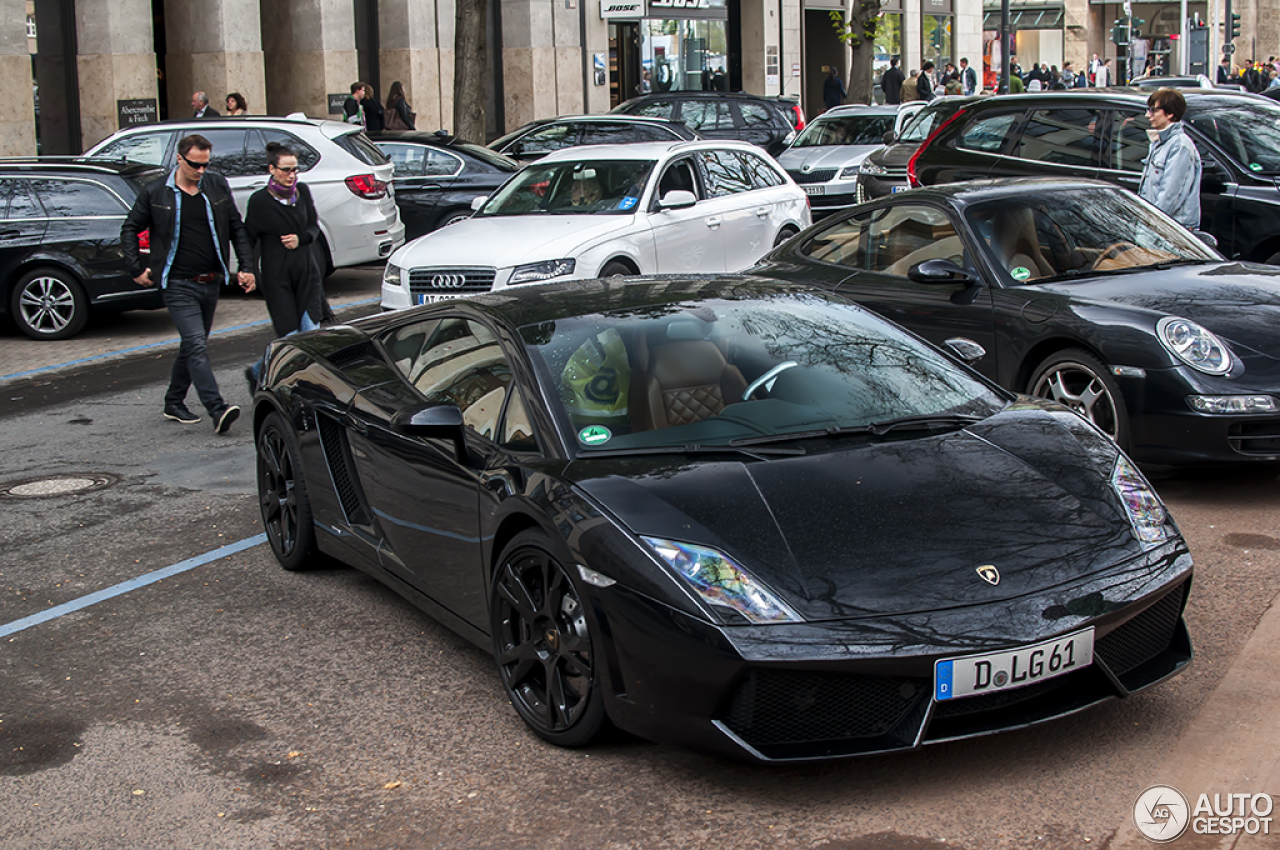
<box><xmin>803</xmin><ymin>185</ymin><xmax>826</xmax><ymax>196</ymax></box>
<box><xmin>891</xmin><ymin>185</ymin><xmax>908</xmax><ymax>193</ymax></box>
<box><xmin>934</xmin><ymin>627</ymin><xmax>1094</xmax><ymax>701</ymax></box>
<box><xmin>416</xmin><ymin>292</ymin><xmax>467</xmax><ymax>305</ymax></box>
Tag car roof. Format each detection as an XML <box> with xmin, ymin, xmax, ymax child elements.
<box><xmin>368</xmin><ymin>130</ymin><xmax>478</xmax><ymax>146</ymax></box>
<box><xmin>533</xmin><ymin>138</ymin><xmax>762</xmax><ymax>163</ymax></box>
<box><xmin>106</xmin><ymin>115</ymin><xmax>355</xmax><ymax>134</ymax></box>
<box><xmin>523</xmin><ymin>114</ymin><xmax>690</xmax><ymax>127</ymax></box>
<box><xmin>965</xmin><ymin>88</ymin><xmax>1263</xmax><ymax>109</ymax></box>
<box><xmin>622</xmin><ymin>91</ymin><xmax>778</xmax><ymax>102</ymax></box>
<box><xmin>817</xmin><ymin>105</ymin><xmax>901</xmax><ymax>118</ymax></box>
<box><xmin>0</xmin><ymin>157</ymin><xmax>165</xmax><ymax>178</ymax></box>
<box><xmin>881</xmin><ymin>176</ymin><xmax>1123</xmax><ymax>207</ymax></box>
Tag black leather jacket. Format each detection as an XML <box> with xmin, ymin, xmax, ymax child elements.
<box><xmin>121</xmin><ymin>170</ymin><xmax>256</xmax><ymax>287</ymax></box>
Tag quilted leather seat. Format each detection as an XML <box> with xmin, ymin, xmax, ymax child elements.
<box><xmin>635</xmin><ymin>339</ymin><xmax>747</xmax><ymax>430</ymax></box>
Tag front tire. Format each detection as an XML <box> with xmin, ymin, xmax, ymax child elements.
<box><xmin>598</xmin><ymin>261</ymin><xmax>633</xmax><ymax>278</ymax></box>
<box><xmin>11</xmin><ymin>267</ymin><xmax>89</xmax><ymax>340</ymax></box>
<box><xmin>438</xmin><ymin>210</ymin><xmax>472</xmax><ymax>228</ymax></box>
<box><xmin>490</xmin><ymin>530</ymin><xmax>606</xmax><ymax>747</ymax></box>
<box><xmin>257</xmin><ymin>412</ymin><xmax>318</xmax><ymax>571</ymax></box>
<box><xmin>1029</xmin><ymin>348</ymin><xmax>1130</xmax><ymax>451</ymax></box>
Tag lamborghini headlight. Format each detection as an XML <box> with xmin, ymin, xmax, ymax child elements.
<box><xmin>1157</xmin><ymin>317</ymin><xmax>1232</xmax><ymax>375</ymax></box>
<box><xmin>641</xmin><ymin>537</ymin><xmax>802</xmax><ymax>624</ymax></box>
<box><xmin>1110</xmin><ymin>455</ymin><xmax>1171</xmax><ymax>547</ymax></box>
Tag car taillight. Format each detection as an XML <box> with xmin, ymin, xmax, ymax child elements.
<box><xmin>139</xmin><ymin>228</ymin><xmax>151</xmax><ymax>253</ymax></box>
<box><xmin>345</xmin><ymin>174</ymin><xmax>388</xmax><ymax>199</ymax></box>
<box><xmin>792</xmin><ymin>104</ymin><xmax>806</xmax><ymax>132</ymax></box>
<box><xmin>907</xmin><ymin>108</ymin><xmax>966</xmax><ymax>188</ymax></box>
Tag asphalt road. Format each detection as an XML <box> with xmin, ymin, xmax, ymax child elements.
<box><xmin>1</xmin><ymin>284</ymin><xmax>1278</xmax><ymax>849</ymax></box>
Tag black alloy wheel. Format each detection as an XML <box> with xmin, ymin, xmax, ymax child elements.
<box><xmin>491</xmin><ymin>530</ymin><xmax>606</xmax><ymax>747</ymax></box>
<box><xmin>11</xmin><ymin>267</ymin><xmax>89</xmax><ymax>340</ymax></box>
<box><xmin>257</xmin><ymin>412</ymin><xmax>317</xmax><ymax>571</ymax></box>
<box><xmin>1029</xmin><ymin>348</ymin><xmax>1131</xmax><ymax>451</ymax></box>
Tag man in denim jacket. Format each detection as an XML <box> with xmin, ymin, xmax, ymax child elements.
<box><xmin>1138</xmin><ymin>88</ymin><xmax>1202</xmax><ymax>229</ymax></box>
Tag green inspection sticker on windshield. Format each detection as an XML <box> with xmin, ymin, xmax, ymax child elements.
<box><xmin>578</xmin><ymin>425</ymin><xmax>612</xmax><ymax>445</ymax></box>
<box><xmin>1010</xmin><ymin>266</ymin><xmax>1031</xmax><ymax>281</ymax></box>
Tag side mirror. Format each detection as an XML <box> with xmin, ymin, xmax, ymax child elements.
<box><xmin>470</xmin><ymin>195</ymin><xmax>487</xmax><ymax>211</ymax></box>
<box><xmin>908</xmin><ymin>258</ymin><xmax>976</xmax><ymax>284</ymax></box>
<box><xmin>392</xmin><ymin>403</ymin><xmax>469</xmax><ymax>464</ymax></box>
<box><xmin>1192</xmin><ymin>229</ymin><xmax>1219</xmax><ymax>250</ymax></box>
<box><xmin>658</xmin><ymin>190</ymin><xmax>697</xmax><ymax>210</ymax></box>
<box><xmin>945</xmin><ymin>337</ymin><xmax>987</xmax><ymax>365</ymax></box>
<box><xmin>883</xmin><ymin>130</ymin><xmax>896</xmax><ymax>146</ymax></box>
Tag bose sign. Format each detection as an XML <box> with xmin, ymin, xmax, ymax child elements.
<box><xmin>600</xmin><ymin>0</ymin><xmax>644</xmax><ymax>18</ymax></box>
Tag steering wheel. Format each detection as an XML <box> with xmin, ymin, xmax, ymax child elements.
<box><xmin>1092</xmin><ymin>241</ymin><xmax>1140</xmax><ymax>269</ymax></box>
<box><xmin>742</xmin><ymin>361</ymin><xmax>798</xmax><ymax>401</ymax></box>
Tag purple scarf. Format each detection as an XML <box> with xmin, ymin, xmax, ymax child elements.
<box><xmin>267</xmin><ymin>176</ymin><xmax>298</xmax><ymax>205</ymax></box>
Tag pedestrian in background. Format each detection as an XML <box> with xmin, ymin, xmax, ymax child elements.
<box><xmin>120</xmin><ymin>134</ymin><xmax>256</xmax><ymax>434</ymax></box>
<box><xmin>945</xmin><ymin>72</ymin><xmax>963</xmax><ymax>96</ymax></box>
<box><xmin>361</xmin><ymin>84</ymin><xmax>385</xmax><ymax>132</ymax></box>
<box><xmin>384</xmin><ymin>81</ymin><xmax>417</xmax><ymax>131</ymax></box>
<box><xmin>1139</xmin><ymin>88</ymin><xmax>1202</xmax><ymax>230</ymax></box>
<box><xmin>243</xmin><ymin>142</ymin><xmax>324</xmax><ymax>394</ymax></box>
<box><xmin>343</xmin><ymin>82</ymin><xmax>366</xmax><ymax>127</ymax></box>
<box><xmin>901</xmin><ymin>69</ymin><xmax>919</xmax><ymax>102</ymax></box>
<box><xmin>225</xmin><ymin>92</ymin><xmax>248</xmax><ymax>116</ymax></box>
<box><xmin>918</xmin><ymin>61</ymin><xmax>936</xmax><ymax>100</ymax></box>
<box><xmin>1096</xmin><ymin>59</ymin><xmax>1112</xmax><ymax>87</ymax></box>
<box><xmin>192</xmin><ymin>92</ymin><xmax>219</xmax><ymax>118</ymax></box>
<box><xmin>823</xmin><ymin>67</ymin><xmax>846</xmax><ymax>111</ymax></box>
<box><xmin>882</xmin><ymin>58</ymin><xmax>905</xmax><ymax>104</ymax></box>
<box><xmin>959</xmin><ymin>57</ymin><xmax>977</xmax><ymax>95</ymax></box>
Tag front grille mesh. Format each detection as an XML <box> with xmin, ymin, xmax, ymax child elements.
<box><xmin>1228</xmin><ymin>420</ymin><xmax>1280</xmax><ymax>456</ymax></box>
<box><xmin>408</xmin><ymin>267</ymin><xmax>496</xmax><ymax>295</ymax></box>
<box><xmin>1096</xmin><ymin>583</ymin><xmax>1186</xmax><ymax>677</ymax></box>
<box><xmin>787</xmin><ymin>168</ymin><xmax>837</xmax><ymax>184</ymax></box>
<box><xmin>723</xmin><ymin>669</ymin><xmax>925</xmax><ymax>748</ymax></box>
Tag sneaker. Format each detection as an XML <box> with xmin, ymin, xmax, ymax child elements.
<box><xmin>215</xmin><ymin>405</ymin><xmax>241</xmax><ymax>435</ymax></box>
<box><xmin>163</xmin><ymin>404</ymin><xmax>201</xmax><ymax>424</ymax></box>
<box><xmin>244</xmin><ymin>366</ymin><xmax>258</xmax><ymax>397</ymax></box>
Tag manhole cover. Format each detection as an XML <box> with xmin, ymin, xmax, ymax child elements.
<box><xmin>0</xmin><ymin>473</ymin><xmax>118</xmax><ymax>499</ymax></box>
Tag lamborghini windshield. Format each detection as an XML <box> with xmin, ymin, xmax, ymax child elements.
<box><xmin>520</xmin><ymin>289</ymin><xmax>1004</xmax><ymax>452</ymax></box>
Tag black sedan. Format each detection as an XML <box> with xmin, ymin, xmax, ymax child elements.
<box><xmin>369</xmin><ymin>131</ymin><xmax>519</xmax><ymax>240</ymax></box>
<box><xmin>251</xmin><ymin>275</ymin><xmax>1192</xmax><ymax>762</ymax></box>
<box><xmin>751</xmin><ymin>178</ymin><xmax>1280</xmax><ymax>466</ymax></box>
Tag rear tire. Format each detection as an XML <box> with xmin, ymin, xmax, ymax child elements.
<box><xmin>11</xmin><ymin>267</ymin><xmax>89</xmax><ymax>340</ymax></box>
<box><xmin>773</xmin><ymin>226</ymin><xmax>799</xmax><ymax>248</ymax></box>
<box><xmin>257</xmin><ymin>412</ymin><xmax>318</xmax><ymax>571</ymax></box>
<box><xmin>439</xmin><ymin>210</ymin><xmax>472</xmax><ymax>228</ymax></box>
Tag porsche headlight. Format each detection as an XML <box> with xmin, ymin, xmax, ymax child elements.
<box><xmin>382</xmin><ymin>262</ymin><xmax>404</xmax><ymax>289</ymax></box>
<box><xmin>1110</xmin><ymin>455</ymin><xmax>1171</xmax><ymax>547</ymax></box>
<box><xmin>641</xmin><ymin>537</ymin><xmax>802</xmax><ymax>624</ymax></box>
<box><xmin>859</xmin><ymin>160</ymin><xmax>887</xmax><ymax>176</ymax></box>
<box><xmin>1157</xmin><ymin>317</ymin><xmax>1232</xmax><ymax>375</ymax></box>
<box><xmin>509</xmin><ymin>258</ymin><xmax>576</xmax><ymax>285</ymax></box>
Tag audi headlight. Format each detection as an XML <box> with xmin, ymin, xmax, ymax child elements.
<box><xmin>859</xmin><ymin>160</ymin><xmax>887</xmax><ymax>176</ymax></box>
<box><xmin>382</xmin><ymin>262</ymin><xmax>404</xmax><ymax>288</ymax></box>
<box><xmin>1110</xmin><ymin>455</ymin><xmax>1171</xmax><ymax>548</ymax></box>
<box><xmin>641</xmin><ymin>537</ymin><xmax>802</xmax><ymax>624</ymax></box>
<box><xmin>1157</xmin><ymin>317</ymin><xmax>1232</xmax><ymax>375</ymax></box>
<box><xmin>509</xmin><ymin>258</ymin><xmax>576</xmax><ymax>285</ymax></box>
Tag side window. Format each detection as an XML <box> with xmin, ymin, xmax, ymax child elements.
<box><xmin>515</xmin><ymin>125</ymin><xmax>577</xmax><ymax>156</ymax></box>
<box><xmin>865</xmin><ymin>205</ymin><xmax>964</xmax><ymax>278</ymax></box>
<box><xmin>257</xmin><ymin>130</ymin><xmax>321</xmax><ymax>171</ymax></box>
<box><xmin>2</xmin><ymin>180</ymin><xmax>42</xmax><ymax>219</ymax></box>
<box><xmin>739</xmin><ymin>102</ymin><xmax>778</xmax><ymax>129</ymax></box>
<box><xmin>30</xmin><ymin>180</ymin><xmax>127</xmax><ymax>217</ymax></box>
<box><xmin>738</xmin><ymin>152</ymin><xmax>785</xmax><ymax>188</ymax></box>
<box><xmin>423</xmin><ymin>149</ymin><xmax>464</xmax><ymax>176</ymax></box>
<box><xmin>580</xmin><ymin>123</ymin><xmax>639</xmax><ymax>145</ymax></box>
<box><xmin>680</xmin><ymin>101</ymin><xmax>733</xmax><ymax>132</ymax></box>
<box><xmin>1014</xmin><ymin>109</ymin><xmax>1106</xmax><ymax>168</ymax></box>
<box><xmin>401</xmin><ymin>318</ymin><xmax>511</xmax><ymax>441</ymax></box>
<box><xmin>197</xmin><ymin>129</ymin><xmax>253</xmax><ymax>177</ymax></box>
<box><xmin>500</xmin><ymin>387</ymin><xmax>538</xmax><ymax>452</ymax></box>
<box><xmin>799</xmin><ymin>216</ymin><xmax>869</xmax><ymax>268</ymax></box>
<box><xmin>957</xmin><ymin>113</ymin><xmax>1021</xmax><ymax>154</ymax></box>
<box><xmin>93</xmin><ymin>132</ymin><xmax>174</xmax><ymax>166</ymax></box>
<box><xmin>379</xmin><ymin>142</ymin><xmax>427</xmax><ymax>177</ymax></box>
<box><xmin>698</xmin><ymin>150</ymin><xmax>753</xmax><ymax>197</ymax></box>
<box><xmin>656</xmin><ymin>158</ymin><xmax>699</xmax><ymax>199</ymax></box>
<box><xmin>384</xmin><ymin>318</ymin><xmax>440</xmax><ymax>376</ymax></box>
<box><xmin>632</xmin><ymin>124</ymin><xmax>681</xmax><ymax>143</ymax></box>
<box><xmin>1110</xmin><ymin>110</ymin><xmax>1151</xmax><ymax>173</ymax></box>
<box><xmin>632</xmin><ymin>100</ymin><xmax>675</xmax><ymax>120</ymax></box>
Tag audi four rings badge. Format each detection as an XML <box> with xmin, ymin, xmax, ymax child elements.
<box><xmin>431</xmin><ymin>274</ymin><xmax>467</xmax><ymax>288</ymax></box>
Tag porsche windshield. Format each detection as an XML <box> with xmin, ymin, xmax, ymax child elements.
<box><xmin>520</xmin><ymin>291</ymin><xmax>1004</xmax><ymax>452</ymax></box>
<box><xmin>791</xmin><ymin>114</ymin><xmax>896</xmax><ymax>147</ymax></box>
<box><xmin>966</xmin><ymin>187</ymin><xmax>1221</xmax><ymax>284</ymax></box>
<box><xmin>479</xmin><ymin>159</ymin><xmax>655</xmax><ymax>216</ymax></box>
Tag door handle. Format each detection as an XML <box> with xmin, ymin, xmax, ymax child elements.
<box><xmin>706</xmin><ymin>216</ymin><xmax>721</xmax><ymax>228</ymax></box>
<box><xmin>755</xmin><ymin>207</ymin><xmax>770</xmax><ymax>218</ymax></box>
<box><xmin>0</xmin><ymin>229</ymin><xmax>20</xmax><ymax>237</ymax></box>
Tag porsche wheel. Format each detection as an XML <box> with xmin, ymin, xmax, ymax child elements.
<box><xmin>491</xmin><ymin>530</ymin><xmax>605</xmax><ymax>747</ymax></box>
<box><xmin>257</xmin><ymin>412</ymin><xmax>317</xmax><ymax>571</ymax></box>
<box><xmin>11</xmin><ymin>267</ymin><xmax>89</xmax><ymax>340</ymax></box>
<box><xmin>1029</xmin><ymin>348</ymin><xmax>1130</xmax><ymax>450</ymax></box>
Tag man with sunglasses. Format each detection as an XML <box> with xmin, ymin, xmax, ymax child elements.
<box><xmin>122</xmin><ymin>134</ymin><xmax>257</xmax><ymax>434</ymax></box>
<box><xmin>1138</xmin><ymin>88</ymin><xmax>1202</xmax><ymax>230</ymax></box>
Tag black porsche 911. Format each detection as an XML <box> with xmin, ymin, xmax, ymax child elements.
<box><xmin>251</xmin><ymin>276</ymin><xmax>1192</xmax><ymax>762</ymax></box>
<box><xmin>751</xmin><ymin>178</ymin><xmax>1280</xmax><ymax>466</ymax></box>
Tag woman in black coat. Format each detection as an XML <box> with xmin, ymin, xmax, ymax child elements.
<box><xmin>244</xmin><ymin>142</ymin><xmax>325</xmax><ymax>390</ymax></box>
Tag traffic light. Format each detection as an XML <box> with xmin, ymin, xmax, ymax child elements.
<box><xmin>1132</xmin><ymin>16</ymin><xmax>1145</xmax><ymax>39</ymax></box>
<box><xmin>1112</xmin><ymin>17</ymin><xmax>1129</xmax><ymax>45</ymax></box>
<box><xmin>1231</xmin><ymin>12</ymin><xmax>1241</xmax><ymax>38</ymax></box>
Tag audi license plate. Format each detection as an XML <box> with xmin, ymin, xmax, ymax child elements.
<box><xmin>933</xmin><ymin>627</ymin><xmax>1094</xmax><ymax>701</ymax></box>
<box><xmin>803</xmin><ymin>185</ymin><xmax>825</xmax><ymax>196</ymax></box>
<box><xmin>417</xmin><ymin>293</ymin><xmax>466</xmax><ymax>305</ymax></box>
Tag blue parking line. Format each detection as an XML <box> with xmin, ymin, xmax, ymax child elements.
<box><xmin>0</xmin><ymin>297</ymin><xmax>380</xmax><ymax>383</ymax></box>
<box><xmin>0</xmin><ymin>533</ymin><xmax>267</xmax><ymax>639</ymax></box>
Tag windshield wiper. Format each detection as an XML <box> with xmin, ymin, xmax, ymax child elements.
<box><xmin>579</xmin><ymin>443</ymin><xmax>805</xmax><ymax>460</ymax></box>
<box><xmin>1133</xmin><ymin>258</ymin><xmax>1218</xmax><ymax>271</ymax></box>
<box><xmin>728</xmin><ymin>414</ymin><xmax>983</xmax><ymax>447</ymax></box>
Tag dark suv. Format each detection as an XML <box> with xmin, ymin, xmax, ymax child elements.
<box><xmin>893</xmin><ymin>89</ymin><xmax>1280</xmax><ymax>262</ymax></box>
<box><xmin>853</xmin><ymin>96</ymin><xmax>975</xmax><ymax>203</ymax></box>
<box><xmin>0</xmin><ymin>158</ymin><xmax>164</xmax><ymax>340</ymax></box>
<box><xmin>611</xmin><ymin>92</ymin><xmax>796</xmax><ymax>156</ymax></box>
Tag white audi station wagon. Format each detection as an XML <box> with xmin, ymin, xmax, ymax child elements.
<box><xmin>380</xmin><ymin>140</ymin><xmax>809</xmax><ymax>309</ymax></box>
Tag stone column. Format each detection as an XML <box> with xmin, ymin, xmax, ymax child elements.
<box><xmin>740</xmin><ymin>0</ymin><xmax>782</xmax><ymax>97</ymax></box>
<box><xmin>954</xmin><ymin>0</ymin><xmax>982</xmax><ymax>75</ymax></box>
<box><xmin>260</xmin><ymin>0</ymin><xmax>357</xmax><ymax>118</ymax></box>
<box><xmin>70</xmin><ymin>0</ymin><xmax>157</xmax><ymax>151</ymax></box>
<box><xmin>165</xmin><ymin>0</ymin><xmax>266</xmax><ymax>119</ymax></box>
<box><xmin>378</xmin><ymin>0</ymin><xmax>452</xmax><ymax>133</ymax></box>
<box><xmin>0</xmin><ymin>0</ymin><xmax>34</xmax><ymax>154</ymax></box>
<box><xmin>502</xmin><ymin>0</ymin><xmax>583</xmax><ymax>130</ymax></box>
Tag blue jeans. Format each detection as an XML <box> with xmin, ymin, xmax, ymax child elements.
<box><xmin>249</xmin><ymin>311</ymin><xmax>320</xmax><ymax>382</ymax></box>
<box><xmin>163</xmin><ymin>278</ymin><xmax>226</xmax><ymax>415</ymax></box>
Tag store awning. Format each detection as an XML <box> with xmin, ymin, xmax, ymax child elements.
<box><xmin>982</xmin><ymin>3</ymin><xmax>1065</xmax><ymax>30</ymax></box>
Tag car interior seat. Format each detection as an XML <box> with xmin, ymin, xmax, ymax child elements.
<box><xmin>631</xmin><ymin>321</ymin><xmax>747</xmax><ymax>431</ymax></box>
<box><xmin>990</xmin><ymin>206</ymin><xmax>1055</xmax><ymax>279</ymax></box>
